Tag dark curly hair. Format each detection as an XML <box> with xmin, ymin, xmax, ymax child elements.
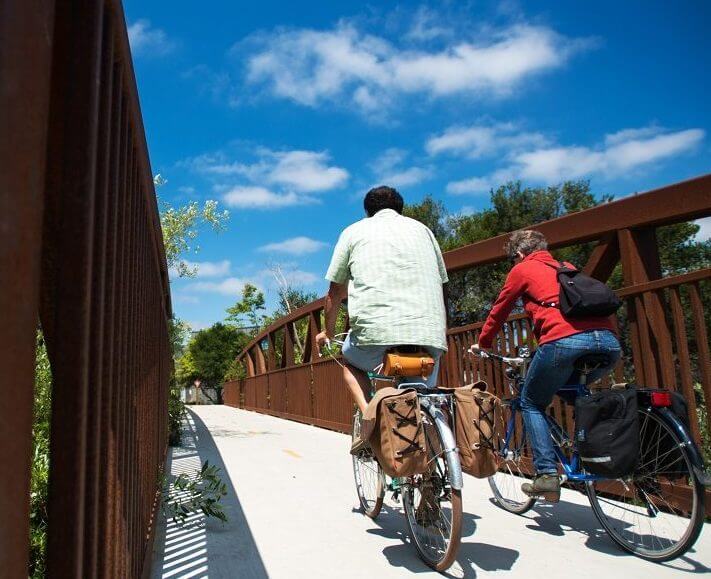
<box><xmin>364</xmin><ymin>186</ymin><xmax>404</xmax><ymax>217</ymax></box>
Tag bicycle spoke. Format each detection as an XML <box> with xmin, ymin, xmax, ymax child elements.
<box><xmin>587</xmin><ymin>409</ymin><xmax>702</xmax><ymax>561</ymax></box>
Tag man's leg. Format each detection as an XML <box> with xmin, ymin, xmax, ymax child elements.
<box><xmin>342</xmin><ymin>363</ymin><xmax>370</xmax><ymax>413</ymax></box>
<box><xmin>341</xmin><ymin>333</ymin><xmax>386</xmax><ymax>413</ymax></box>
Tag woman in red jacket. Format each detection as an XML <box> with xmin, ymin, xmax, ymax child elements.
<box><xmin>474</xmin><ymin>230</ymin><xmax>621</xmax><ymax>502</ymax></box>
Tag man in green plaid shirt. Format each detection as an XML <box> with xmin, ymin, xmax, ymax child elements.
<box><xmin>316</xmin><ymin>186</ymin><xmax>449</xmax><ymax>429</ymax></box>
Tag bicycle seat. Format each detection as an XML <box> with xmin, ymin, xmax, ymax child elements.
<box><xmin>573</xmin><ymin>353</ymin><xmax>611</xmax><ymax>373</ymax></box>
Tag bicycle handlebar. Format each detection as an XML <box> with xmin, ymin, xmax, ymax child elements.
<box><xmin>468</xmin><ymin>345</ymin><xmax>526</xmax><ymax>366</ymax></box>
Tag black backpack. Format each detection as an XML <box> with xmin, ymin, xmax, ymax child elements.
<box><xmin>537</xmin><ymin>261</ymin><xmax>621</xmax><ymax>318</ymax></box>
<box><xmin>575</xmin><ymin>387</ymin><xmax>639</xmax><ymax>478</ymax></box>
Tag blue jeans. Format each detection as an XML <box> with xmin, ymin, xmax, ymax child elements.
<box><xmin>521</xmin><ymin>330</ymin><xmax>621</xmax><ymax>475</ymax></box>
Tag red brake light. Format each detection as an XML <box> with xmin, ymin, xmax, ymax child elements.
<box><xmin>650</xmin><ymin>391</ymin><xmax>672</xmax><ymax>407</ymax></box>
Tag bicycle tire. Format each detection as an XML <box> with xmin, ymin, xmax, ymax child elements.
<box><xmin>488</xmin><ymin>404</ymin><xmax>536</xmax><ymax>515</ymax></box>
<box><xmin>586</xmin><ymin>408</ymin><xmax>705</xmax><ymax>562</ymax></box>
<box><xmin>352</xmin><ymin>410</ymin><xmax>385</xmax><ymax>519</ymax></box>
<box><xmin>402</xmin><ymin>412</ymin><xmax>462</xmax><ymax>572</ymax></box>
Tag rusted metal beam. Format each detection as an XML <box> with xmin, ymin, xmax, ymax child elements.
<box><xmin>582</xmin><ymin>233</ymin><xmax>620</xmax><ymax>281</ymax></box>
<box><xmin>444</xmin><ymin>174</ymin><xmax>711</xmax><ymax>273</ymax></box>
<box><xmin>43</xmin><ymin>1</ymin><xmax>105</xmax><ymax>576</ymax></box>
<box><xmin>616</xmin><ymin>268</ymin><xmax>711</xmax><ymax>297</ymax></box>
<box><xmin>0</xmin><ymin>1</ymin><xmax>55</xmax><ymax>576</ymax></box>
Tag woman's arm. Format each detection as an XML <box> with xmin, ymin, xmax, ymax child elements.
<box><xmin>477</xmin><ymin>266</ymin><xmax>526</xmax><ymax>349</ymax></box>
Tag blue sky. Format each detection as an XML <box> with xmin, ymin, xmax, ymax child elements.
<box><xmin>125</xmin><ymin>0</ymin><xmax>710</xmax><ymax>330</ymax></box>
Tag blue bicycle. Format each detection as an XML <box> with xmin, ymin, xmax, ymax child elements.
<box><xmin>470</xmin><ymin>346</ymin><xmax>707</xmax><ymax>562</ymax></box>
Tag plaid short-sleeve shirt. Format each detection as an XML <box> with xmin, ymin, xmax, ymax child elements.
<box><xmin>325</xmin><ymin>209</ymin><xmax>448</xmax><ymax>351</ymax></box>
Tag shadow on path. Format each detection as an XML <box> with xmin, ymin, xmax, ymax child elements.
<box><xmin>361</xmin><ymin>501</ymin><xmax>519</xmax><ymax>578</ymax></box>
<box><xmin>150</xmin><ymin>408</ymin><xmax>269</xmax><ymax>579</ymax></box>
<box><xmin>522</xmin><ymin>497</ymin><xmax>710</xmax><ymax>573</ymax></box>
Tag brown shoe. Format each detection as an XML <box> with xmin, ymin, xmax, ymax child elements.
<box><xmin>521</xmin><ymin>474</ymin><xmax>560</xmax><ymax>503</ymax></box>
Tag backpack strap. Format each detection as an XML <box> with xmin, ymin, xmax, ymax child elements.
<box><xmin>528</xmin><ymin>260</ymin><xmax>575</xmax><ymax>308</ymax></box>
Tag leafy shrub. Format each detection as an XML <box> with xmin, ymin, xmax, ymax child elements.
<box><xmin>161</xmin><ymin>461</ymin><xmax>228</xmax><ymax>525</ymax></box>
<box><xmin>168</xmin><ymin>385</ymin><xmax>186</xmax><ymax>446</ymax></box>
<box><xmin>30</xmin><ymin>331</ymin><xmax>51</xmax><ymax>578</ymax></box>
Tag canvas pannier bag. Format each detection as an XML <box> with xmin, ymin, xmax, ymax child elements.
<box><xmin>537</xmin><ymin>261</ymin><xmax>622</xmax><ymax>318</ymax></box>
<box><xmin>368</xmin><ymin>388</ymin><xmax>428</xmax><ymax>478</ymax></box>
<box><xmin>446</xmin><ymin>381</ymin><xmax>503</xmax><ymax>478</ymax></box>
<box><xmin>575</xmin><ymin>386</ymin><xmax>639</xmax><ymax>477</ymax></box>
<box><xmin>383</xmin><ymin>350</ymin><xmax>435</xmax><ymax>379</ymax></box>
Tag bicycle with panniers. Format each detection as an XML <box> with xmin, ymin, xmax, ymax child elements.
<box><xmin>470</xmin><ymin>345</ymin><xmax>709</xmax><ymax>562</ymax></box>
<box><xmin>323</xmin><ymin>335</ymin><xmax>464</xmax><ymax>572</ymax></box>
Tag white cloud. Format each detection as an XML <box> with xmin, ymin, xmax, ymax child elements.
<box><xmin>127</xmin><ymin>20</ymin><xmax>175</xmax><ymax>56</ymax></box>
<box><xmin>447</xmin><ymin>176</ymin><xmax>496</xmax><ymax>195</ymax></box>
<box><xmin>426</xmin><ymin>122</ymin><xmax>548</xmax><ymax>158</ymax></box>
<box><xmin>222</xmin><ymin>186</ymin><xmax>310</xmax><ymax>209</ymax></box>
<box><xmin>445</xmin><ymin>126</ymin><xmax>705</xmax><ymax>193</ymax></box>
<box><xmin>268</xmin><ymin>150</ymin><xmax>349</xmax><ymax>192</ymax></box>
<box><xmin>284</xmin><ymin>270</ymin><xmax>319</xmax><ymax>286</ymax></box>
<box><xmin>514</xmin><ymin>128</ymin><xmax>704</xmax><ymax>182</ymax></box>
<box><xmin>405</xmin><ymin>6</ymin><xmax>453</xmax><ymax>42</ymax></box>
<box><xmin>186</xmin><ymin>260</ymin><xmax>231</xmax><ymax>278</ymax></box>
<box><xmin>240</xmin><ymin>22</ymin><xmax>590</xmax><ymax>116</ymax></box>
<box><xmin>186</xmin><ymin>277</ymin><xmax>252</xmax><ymax>296</ymax></box>
<box><xmin>370</xmin><ymin>148</ymin><xmax>433</xmax><ymax>187</ymax></box>
<box><xmin>696</xmin><ymin>217</ymin><xmax>711</xmax><ymax>241</ymax></box>
<box><xmin>258</xmin><ymin>236</ymin><xmax>328</xmax><ymax>255</ymax></box>
<box><xmin>182</xmin><ymin>147</ymin><xmax>348</xmax><ymax>211</ymax></box>
<box><xmin>188</xmin><ymin>321</ymin><xmax>211</xmax><ymax>331</ymax></box>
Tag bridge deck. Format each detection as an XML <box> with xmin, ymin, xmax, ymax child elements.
<box><xmin>151</xmin><ymin>406</ymin><xmax>710</xmax><ymax>578</ymax></box>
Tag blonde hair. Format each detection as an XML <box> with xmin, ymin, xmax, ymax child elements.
<box><xmin>504</xmin><ymin>230</ymin><xmax>548</xmax><ymax>259</ymax></box>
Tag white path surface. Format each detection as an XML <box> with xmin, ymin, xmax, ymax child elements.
<box><xmin>151</xmin><ymin>405</ymin><xmax>711</xmax><ymax>579</ymax></box>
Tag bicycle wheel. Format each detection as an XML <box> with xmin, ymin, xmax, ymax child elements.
<box><xmin>352</xmin><ymin>410</ymin><xmax>385</xmax><ymax>519</ymax></box>
<box><xmin>402</xmin><ymin>412</ymin><xmax>462</xmax><ymax>572</ymax></box>
<box><xmin>586</xmin><ymin>408</ymin><xmax>705</xmax><ymax>562</ymax></box>
<box><xmin>488</xmin><ymin>404</ymin><xmax>536</xmax><ymax>514</ymax></box>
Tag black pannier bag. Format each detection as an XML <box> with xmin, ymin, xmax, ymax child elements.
<box><xmin>575</xmin><ymin>387</ymin><xmax>639</xmax><ymax>477</ymax></box>
<box><xmin>539</xmin><ymin>262</ymin><xmax>622</xmax><ymax>318</ymax></box>
<box><xmin>636</xmin><ymin>388</ymin><xmax>690</xmax><ymax>480</ymax></box>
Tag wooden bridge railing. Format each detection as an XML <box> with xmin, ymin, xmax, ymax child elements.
<box><xmin>1</xmin><ymin>1</ymin><xmax>172</xmax><ymax>577</ymax></box>
<box><xmin>225</xmin><ymin>175</ymin><xmax>710</xmax><ymax>449</ymax></box>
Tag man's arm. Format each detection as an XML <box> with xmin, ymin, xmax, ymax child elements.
<box><xmin>318</xmin><ymin>281</ymin><xmax>347</xmax><ymax>346</ymax></box>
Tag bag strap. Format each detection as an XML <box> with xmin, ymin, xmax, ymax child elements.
<box><xmin>528</xmin><ymin>260</ymin><xmax>576</xmax><ymax>309</ymax></box>
<box><xmin>386</xmin><ymin>398</ymin><xmax>424</xmax><ymax>457</ymax></box>
<box><xmin>470</xmin><ymin>397</ymin><xmax>498</xmax><ymax>451</ymax></box>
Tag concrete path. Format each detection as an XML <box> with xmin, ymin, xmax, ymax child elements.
<box><xmin>151</xmin><ymin>405</ymin><xmax>711</xmax><ymax>579</ymax></box>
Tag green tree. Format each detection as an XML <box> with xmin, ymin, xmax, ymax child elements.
<box><xmin>434</xmin><ymin>181</ymin><xmax>609</xmax><ymax>324</ymax></box>
<box><xmin>177</xmin><ymin>323</ymin><xmax>251</xmax><ymax>402</ymax></box>
<box><xmin>154</xmin><ymin>174</ymin><xmax>230</xmax><ymax>279</ymax></box>
<box><xmin>225</xmin><ymin>283</ymin><xmax>266</xmax><ymax>331</ymax></box>
<box><xmin>402</xmin><ymin>194</ymin><xmax>449</xmax><ymax>244</ymax></box>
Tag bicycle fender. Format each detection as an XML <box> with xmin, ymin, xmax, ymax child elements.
<box><xmin>656</xmin><ymin>407</ymin><xmax>711</xmax><ymax>487</ymax></box>
<box><xmin>420</xmin><ymin>398</ymin><xmax>464</xmax><ymax>490</ymax></box>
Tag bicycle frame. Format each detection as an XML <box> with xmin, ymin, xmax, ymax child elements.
<box><xmin>501</xmin><ymin>372</ymin><xmax>616</xmax><ymax>483</ymax></box>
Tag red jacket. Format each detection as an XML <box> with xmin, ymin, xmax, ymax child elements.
<box><xmin>477</xmin><ymin>250</ymin><xmax>616</xmax><ymax>349</ymax></box>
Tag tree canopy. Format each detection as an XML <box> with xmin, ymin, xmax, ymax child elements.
<box><xmin>403</xmin><ymin>180</ymin><xmax>709</xmax><ymax>325</ymax></box>
<box><xmin>176</xmin><ymin>323</ymin><xmax>251</xmax><ymax>389</ymax></box>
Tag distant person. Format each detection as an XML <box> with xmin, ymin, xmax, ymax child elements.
<box><xmin>316</xmin><ymin>186</ymin><xmax>448</xmax><ymax>451</ymax></box>
<box><xmin>473</xmin><ymin>230</ymin><xmax>621</xmax><ymax>501</ymax></box>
